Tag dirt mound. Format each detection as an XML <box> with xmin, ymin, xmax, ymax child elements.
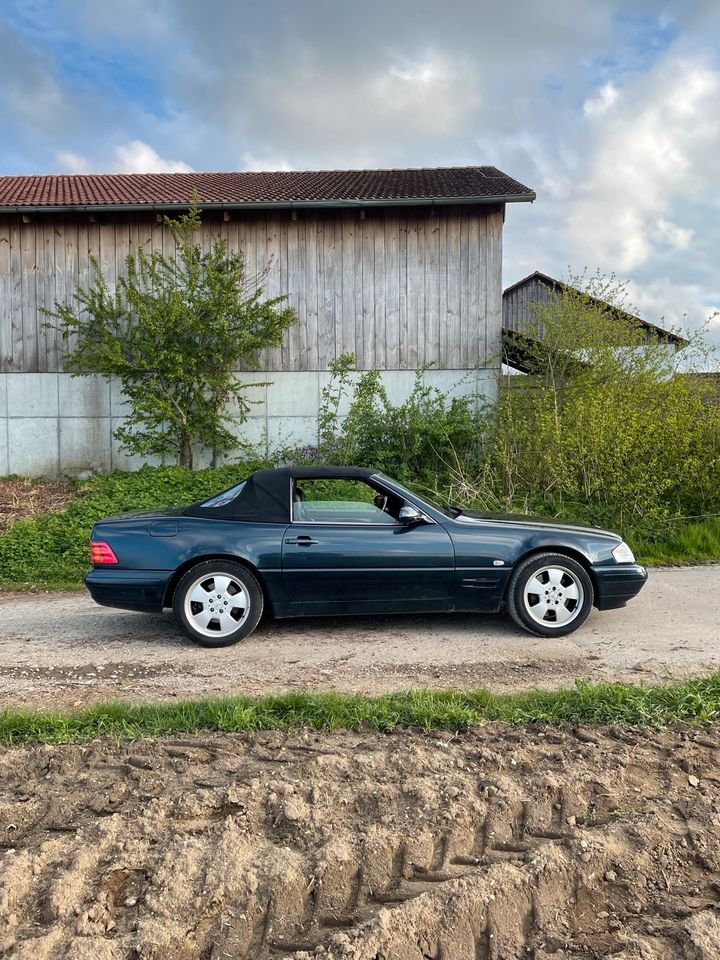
<box><xmin>1</xmin><ymin>723</ymin><xmax>720</xmax><ymax>959</ymax></box>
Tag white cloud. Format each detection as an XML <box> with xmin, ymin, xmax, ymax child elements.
<box><xmin>582</xmin><ymin>82</ymin><xmax>621</xmax><ymax>117</ymax></box>
<box><xmin>654</xmin><ymin>218</ymin><xmax>694</xmax><ymax>250</ymax></box>
<box><xmin>240</xmin><ymin>152</ymin><xmax>294</xmax><ymax>172</ymax></box>
<box><xmin>113</xmin><ymin>140</ymin><xmax>193</xmax><ymax>173</ymax></box>
<box><xmin>626</xmin><ymin>277</ymin><xmax>720</xmax><ymax>364</ymax></box>
<box><xmin>370</xmin><ymin>53</ymin><xmax>480</xmax><ymax>135</ymax></box>
<box><xmin>55</xmin><ymin>141</ymin><xmax>193</xmax><ymax>174</ymax></box>
<box><xmin>565</xmin><ymin>57</ymin><xmax>720</xmax><ymax>272</ymax></box>
<box><xmin>56</xmin><ymin>151</ymin><xmax>91</xmax><ymax>173</ymax></box>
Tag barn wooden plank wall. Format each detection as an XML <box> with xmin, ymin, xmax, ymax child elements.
<box><xmin>502</xmin><ymin>274</ymin><xmax>550</xmax><ymax>336</ymax></box>
<box><xmin>0</xmin><ymin>205</ymin><xmax>503</xmax><ymax>374</ymax></box>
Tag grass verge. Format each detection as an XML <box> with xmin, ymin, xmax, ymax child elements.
<box><xmin>636</xmin><ymin>517</ymin><xmax>720</xmax><ymax>566</ymax></box>
<box><xmin>1</xmin><ymin>467</ymin><xmax>720</xmax><ymax>590</ymax></box>
<box><xmin>2</xmin><ymin>673</ymin><xmax>720</xmax><ymax>745</ymax></box>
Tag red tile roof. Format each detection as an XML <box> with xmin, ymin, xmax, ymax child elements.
<box><xmin>0</xmin><ymin>166</ymin><xmax>535</xmax><ymax>210</ymax></box>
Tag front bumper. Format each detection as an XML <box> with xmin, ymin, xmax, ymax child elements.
<box><xmin>593</xmin><ymin>563</ymin><xmax>648</xmax><ymax>610</ymax></box>
<box><xmin>85</xmin><ymin>568</ymin><xmax>172</xmax><ymax>612</ymax></box>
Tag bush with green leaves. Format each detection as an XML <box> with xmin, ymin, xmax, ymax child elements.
<box><xmin>0</xmin><ymin>462</ymin><xmax>269</xmax><ymax>588</ymax></box>
<box><xmin>486</xmin><ymin>273</ymin><xmax>720</xmax><ymax>540</ymax></box>
<box><xmin>46</xmin><ymin>201</ymin><xmax>296</xmax><ymax>468</ymax></box>
<box><xmin>314</xmin><ymin>354</ymin><xmax>489</xmax><ymax>490</ymax></box>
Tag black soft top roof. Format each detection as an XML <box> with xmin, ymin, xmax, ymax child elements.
<box><xmin>183</xmin><ymin>465</ymin><xmax>378</xmax><ymax>522</ymax></box>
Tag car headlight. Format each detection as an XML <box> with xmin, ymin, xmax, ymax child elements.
<box><xmin>612</xmin><ymin>542</ymin><xmax>635</xmax><ymax>564</ymax></box>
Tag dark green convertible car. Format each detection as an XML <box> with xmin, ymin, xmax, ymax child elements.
<box><xmin>86</xmin><ymin>466</ymin><xmax>648</xmax><ymax>647</ymax></box>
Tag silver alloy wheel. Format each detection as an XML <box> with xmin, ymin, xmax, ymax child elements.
<box><xmin>183</xmin><ymin>572</ymin><xmax>251</xmax><ymax>638</ymax></box>
<box><xmin>523</xmin><ymin>564</ymin><xmax>584</xmax><ymax>628</ymax></box>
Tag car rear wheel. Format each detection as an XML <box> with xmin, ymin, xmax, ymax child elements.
<box><xmin>507</xmin><ymin>552</ymin><xmax>593</xmax><ymax>637</ymax></box>
<box><xmin>172</xmin><ymin>561</ymin><xmax>264</xmax><ymax>647</ymax></box>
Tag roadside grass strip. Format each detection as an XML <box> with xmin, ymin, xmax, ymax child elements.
<box><xmin>2</xmin><ymin>673</ymin><xmax>720</xmax><ymax>745</ymax></box>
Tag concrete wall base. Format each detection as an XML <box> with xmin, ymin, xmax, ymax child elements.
<box><xmin>0</xmin><ymin>370</ymin><xmax>498</xmax><ymax>477</ymax></box>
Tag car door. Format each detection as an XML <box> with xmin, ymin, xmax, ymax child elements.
<box><xmin>281</xmin><ymin>480</ymin><xmax>455</xmax><ymax>609</ymax></box>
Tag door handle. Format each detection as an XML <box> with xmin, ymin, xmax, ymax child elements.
<box><xmin>284</xmin><ymin>536</ymin><xmax>319</xmax><ymax>546</ymax></box>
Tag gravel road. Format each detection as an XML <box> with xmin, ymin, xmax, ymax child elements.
<box><xmin>0</xmin><ymin>566</ymin><xmax>718</xmax><ymax>709</ymax></box>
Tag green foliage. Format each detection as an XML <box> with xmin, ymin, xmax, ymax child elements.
<box><xmin>315</xmin><ymin>353</ymin><xmax>488</xmax><ymax>489</ymax></box>
<box><xmin>0</xmin><ymin>462</ymin><xmax>269</xmax><ymax>588</ymax></box>
<box><xmin>483</xmin><ymin>273</ymin><xmax>720</xmax><ymax>540</ymax></box>
<box><xmin>45</xmin><ymin>201</ymin><xmax>296</xmax><ymax>468</ymax></box>
<box><xmin>2</xmin><ymin>673</ymin><xmax>720</xmax><ymax>744</ymax></box>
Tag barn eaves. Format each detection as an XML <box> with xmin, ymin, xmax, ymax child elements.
<box><xmin>0</xmin><ymin>165</ymin><xmax>536</xmax><ymax>214</ymax></box>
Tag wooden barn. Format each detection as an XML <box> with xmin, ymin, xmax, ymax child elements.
<box><xmin>502</xmin><ymin>270</ymin><xmax>686</xmax><ymax>371</ymax></box>
<box><xmin>0</xmin><ymin>166</ymin><xmax>535</xmax><ymax>475</ymax></box>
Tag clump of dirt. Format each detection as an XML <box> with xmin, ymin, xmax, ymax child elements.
<box><xmin>1</xmin><ymin>722</ymin><xmax>720</xmax><ymax>959</ymax></box>
<box><xmin>0</xmin><ymin>478</ymin><xmax>76</xmax><ymax>533</ymax></box>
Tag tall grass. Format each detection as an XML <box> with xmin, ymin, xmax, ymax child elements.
<box><xmin>636</xmin><ymin>517</ymin><xmax>720</xmax><ymax>565</ymax></box>
<box><xmin>2</xmin><ymin>673</ymin><xmax>720</xmax><ymax>745</ymax></box>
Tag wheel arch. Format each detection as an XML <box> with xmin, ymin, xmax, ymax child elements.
<box><xmin>163</xmin><ymin>554</ymin><xmax>269</xmax><ymax>609</ymax></box>
<box><xmin>505</xmin><ymin>545</ymin><xmax>598</xmax><ymax>600</ymax></box>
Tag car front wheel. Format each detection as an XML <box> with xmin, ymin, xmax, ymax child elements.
<box><xmin>172</xmin><ymin>561</ymin><xmax>264</xmax><ymax>647</ymax></box>
<box><xmin>507</xmin><ymin>552</ymin><xmax>593</xmax><ymax>637</ymax></box>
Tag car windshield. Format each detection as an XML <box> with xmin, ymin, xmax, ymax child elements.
<box><xmin>201</xmin><ymin>480</ymin><xmax>247</xmax><ymax>508</ymax></box>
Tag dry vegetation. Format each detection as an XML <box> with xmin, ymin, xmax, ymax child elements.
<box><xmin>0</xmin><ymin>478</ymin><xmax>76</xmax><ymax>534</ymax></box>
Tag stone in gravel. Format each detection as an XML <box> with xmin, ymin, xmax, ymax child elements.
<box><xmin>688</xmin><ymin>775</ymin><xmax>700</xmax><ymax>787</ymax></box>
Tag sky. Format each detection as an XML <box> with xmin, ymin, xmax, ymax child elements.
<box><xmin>1</xmin><ymin>0</ymin><xmax>719</xmax><ymax>349</ymax></box>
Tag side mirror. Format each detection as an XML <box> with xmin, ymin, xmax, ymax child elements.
<box><xmin>398</xmin><ymin>505</ymin><xmax>423</xmax><ymax>525</ymax></box>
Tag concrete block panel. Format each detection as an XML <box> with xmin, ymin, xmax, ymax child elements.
<box><xmin>375</xmin><ymin>370</ymin><xmax>418</xmax><ymax>406</ymax></box>
<box><xmin>59</xmin><ymin>418</ymin><xmax>112</xmax><ymax>474</ymax></box>
<box><xmin>59</xmin><ymin>374</ymin><xmax>111</xmax><ymax>418</ymax></box>
<box><xmin>422</xmin><ymin>368</ymin><xmax>478</xmax><ymax>398</ymax></box>
<box><xmin>227</xmin><ymin>373</ymin><xmax>269</xmax><ymax>419</ymax></box>
<box><xmin>110</xmin><ymin>418</ymin><xmax>163</xmax><ymax>472</ymax></box>
<box><xmin>0</xmin><ymin>376</ymin><xmax>7</xmax><ymax>418</ymax></box>
<box><xmin>0</xmin><ymin>419</ymin><xmax>9</xmax><ymax>475</ymax></box>
<box><xmin>218</xmin><ymin>416</ymin><xmax>269</xmax><ymax>463</ymax></box>
<box><xmin>266</xmin><ymin>416</ymin><xmax>318</xmax><ymax>455</ymax></box>
<box><xmin>109</xmin><ymin>379</ymin><xmax>132</xmax><ymax>417</ymax></box>
<box><xmin>317</xmin><ymin>370</ymin><xmax>362</xmax><ymax>420</ymax></box>
<box><xmin>8</xmin><ymin>418</ymin><xmax>59</xmax><ymax>477</ymax></box>
<box><xmin>266</xmin><ymin>372</ymin><xmax>320</xmax><ymax>418</ymax></box>
<box><xmin>7</xmin><ymin>374</ymin><xmax>59</xmax><ymax>418</ymax></box>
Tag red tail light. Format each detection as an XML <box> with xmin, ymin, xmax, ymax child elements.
<box><xmin>91</xmin><ymin>541</ymin><xmax>119</xmax><ymax>565</ymax></box>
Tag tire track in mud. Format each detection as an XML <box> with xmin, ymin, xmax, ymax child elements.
<box><xmin>1</xmin><ymin>725</ymin><xmax>720</xmax><ymax>959</ymax></box>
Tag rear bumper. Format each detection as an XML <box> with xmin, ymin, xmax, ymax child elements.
<box><xmin>593</xmin><ymin>563</ymin><xmax>648</xmax><ymax>610</ymax></box>
<box><xmin>85</xmin><ymin>568</ymin><xmax>172</xmax><ymax>612</ymax></box>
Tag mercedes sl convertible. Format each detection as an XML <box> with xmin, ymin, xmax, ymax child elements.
<box><xmin>86</xmin><ymin>466</ymin><xmax>648</xmax><ymax>647</ymax></box>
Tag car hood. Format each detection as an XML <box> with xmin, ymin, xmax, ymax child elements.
<box><xmin>452</xmin><ymin>509</ymin><xmax>622</xmax><ymax>540</ymax></box>
<box><xmin>98</xmin><ymin>507</ymin><xmax>183</xmax><ymax>523</ymax></box>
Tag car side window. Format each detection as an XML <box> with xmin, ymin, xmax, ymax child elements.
<box><xmin>293</xmin><ymin>479</ymin><xmax>399</xmax><ymax>524</ymax></box>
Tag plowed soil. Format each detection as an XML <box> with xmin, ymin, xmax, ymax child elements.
<box><xmin>2</xmin><ymin>722</ymin><xmax>720</xmax><ymax>959</ymax></box>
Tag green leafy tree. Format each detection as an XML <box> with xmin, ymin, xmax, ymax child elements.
<box><xmin>489</xmin><ymin>272</ymin><xmax>720</xmax><ymax>538</ymax></box>
<box><xmin>47</xmin><ymin>202</ymin><xmax>296</xmax><ymax>468</ymax></box>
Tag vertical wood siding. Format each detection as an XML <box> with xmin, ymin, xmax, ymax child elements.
<box><xmin>502</xmin><ymin>275</ymin><xmax>552</xmax><ymax>337</ymax></box>
<box><xmin>0</xmin><ymin>205</ymin><xmax>503</xmax><ymax>373</ymax></box>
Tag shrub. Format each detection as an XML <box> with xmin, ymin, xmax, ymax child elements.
<box><xmin>0</xmin><ymin>461</ymin><xmax>269</xmax><ymax>588</ymax></box>
<box><xmin>485</xmin><ymin>274</ymin><xmax>720</xmax><ymax>540</ymax></box>
<box><xmin>314</xmin><ymin>354</ymin><xmax>489</xmax><ymax>491</ymax></box>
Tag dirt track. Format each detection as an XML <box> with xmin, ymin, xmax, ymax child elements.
<box><xmin>2</xmin><ymin>722</ymin><xmax>720</xmax><ymax>959</ymax></box>
<box><xmin>0</xmin><ymin>566</ymin><xmax>718</xmax><ymax>710</ymax></box>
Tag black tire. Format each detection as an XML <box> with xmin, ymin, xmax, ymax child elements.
<box><xmin>506</xmin><ymin>552</ymin><xmax>593</xmax><ymax>637</ymax></box>
<box><xmin>172</xmin><ymin>560</ymin><xmax>264</xmax><ymax>648</ymax></box>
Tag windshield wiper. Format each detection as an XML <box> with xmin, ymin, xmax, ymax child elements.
<box><xmin>445</xmin><ymin>504</ymin><xmax>463</xmax><ymax>517</ymax></box>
